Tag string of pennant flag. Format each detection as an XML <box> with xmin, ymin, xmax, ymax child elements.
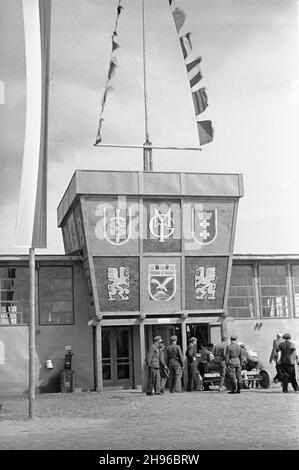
<box><xmin>94</xmin><ymin>0</ymin><xmax>213</xmax><ymax>147</ymax></box>
<box><xmin>169</xmin><ymin>0</ymin><xmax>213</xmax><ymax>145</ymax></box>
<box><xmin>94</xmin><ymin>1</ymin><xmax>124</xmax><ymax>145</ymax></box>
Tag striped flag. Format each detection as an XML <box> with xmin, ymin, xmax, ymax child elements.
<box><xmin>186</xmin><ymin>56</ymin><xmax>202</xmax><ymax>88</ymax></box>
<box><xmin>15</xmin><ymin>0</ymin><xmax>51</xmax><ymax>248</ymax></box>
<box><xmin>179</xmin><ymin>33</ymin><xmax>192</xmax><ymax>59</ymax></box>
<box><xmin>192</xmin><ymin>87</ymin><xmax>208</xmax><ymax>115</ymax></box>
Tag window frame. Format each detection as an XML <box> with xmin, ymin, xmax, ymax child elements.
<box><xmin>227</xmin><ymin>263</ymin><xmax>257</xmax><ymax>319</ymax></box>
<box><xmin>291</xmin><ymin>264</ymin><xmax>299</xmax><ymax>318</ymax></box>
<box><xmin>0</xmin><ymin>266</ymin><xmax>30</xmax><ymax>326</ymax></box>
<box><xmin>38</xmin><ymin>264</ymin><xmax>75</xmax><ymax>326</ymax></box>
<box><xmin>258</xmin><ymin>263</ymin><xmax>290</xmax><ymax>319</ymax></box>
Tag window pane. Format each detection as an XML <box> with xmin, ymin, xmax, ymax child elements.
<box><xmin>117</xmin><ymin>329</ymin><xmax>129</xmax><ymax>358</ymax></box>
<box><xmin>259</xmin><ymin>265</ymin><xmax>289</xmax><ymax>318</ymax></box>
<box><xmin>39</xmin><ymin>266</ymin><xmax>74</xmax><ymax>325</ymax></box>
<box><xmin>228</xmin><ymin>265</ymin><xmax>255</xmax><ymax>318</ymax></box>
<box><xmin>292</xmin><ymin>265</ymin><xmax>299</xmax><ymax>317</ymax></box>
<box><xmin>0</xmin><ymin>267</ymin><xmax>29</xmax><ymax>325</ymax></box>
<box><xmin>117</xmin><ymin>364</ymin><xmax>130</xmax><ymax>380</ymax></box>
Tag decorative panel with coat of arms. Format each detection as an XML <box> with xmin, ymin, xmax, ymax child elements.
<box><xmin>94</xmin><ymin>257</ymin><xmax>139</xmax><ymax>311</ymax></box>
<box><xmin>84</xmin><ymin>198</ymin><xmax>139</xmax><ymax>256</ymax></box>
<box><xmin>141</xmin><ymin>257</ymin><xmax>181</xmax><ymax>313</ymax></box>
<box><xmin>183</xmin><ymin>200</ymin><xmax>235</xmax><ymax>254</ymax></box>
<box><xmin>143</xmin><ymin>200</ymin><xmax>181</xmax><ymax>253</ymax></box>
<box><xmin>185</xmin><ymin>257</ymin><xmax>229</xmax><ymax>310</ymax></box>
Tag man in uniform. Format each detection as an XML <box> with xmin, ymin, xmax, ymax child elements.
<box><xmin>186</xmin><ymin>337</ymin><xmax>201</xmax><ymax>391</ymax></box>
<box><xmin>158</xmin><ymin>341</ymin><xmax>169</xmax><ymax>394</ymax></box>
<box><xmin>269</xmin><ymin>332</ymin><xmax>284</xmax><ymax>383</ymax></box>
<box><xmin>166</xmin><ymin>335</ymin><xmax>184</xmax><ymax>393</ymax></box>
<box><xmin>225</xmin><ymin>335</ymin><xmax>242</xmax><ymax>394</ymax></box>
<box><xmin>277</xmin><ymin>333</ymin><xmax>299</xmax><ymax>393</ymax></box>
<box><xmin>146</xmin><ymin>335</ymin><xmax>163</xmax><ymax>395</ymax></box>
<box><xmin>213</xmin><ymin>336</ymin><xmax>228</xmax><ymax>392</ymax></box>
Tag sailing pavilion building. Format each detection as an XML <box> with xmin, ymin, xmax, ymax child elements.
<box><xmin>0</xmin><ymin>170</ymin><xmax>299</xmax><ymax>394</ymax></box>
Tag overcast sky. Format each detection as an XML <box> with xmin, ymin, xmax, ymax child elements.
<box><xmin>0</xmin><ymin>0</ymin><xmax>298</xmax><ymax>255</ymax></box>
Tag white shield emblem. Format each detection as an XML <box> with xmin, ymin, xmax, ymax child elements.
<box><xmin>194</xmin><ymin>266</ymin><xmax>217</xmax><ymax>300</ymax></box>
<box><xmin>107</xmin><ymin>266</ymin><xmax>130</xmax><ymax>301</ymax></box>
<box><xmin>148</xmin><ymin>264</ymin><xmax>176</xmax><ymax>301</ymax></box>
<box><xmin>103</xmin><ymin>206</ymin><xmax>132</xmax><ymax>246</ymax></box>
<box><xmin>191</xmin><ymin>208</ymin><xmax>217</xmax><ymax>245</ymax></box>
<box><xmin>149</xmin><ymin>208</ymin><xmax>175</xmax><ymax>242</ymax></box>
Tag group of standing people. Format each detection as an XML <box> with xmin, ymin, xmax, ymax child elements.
<box><xmin>269</xmin><ymin>332</ymin><xmax>299</xmax><ymax>393</ymax></box>
<box><xmin>145</xmin><ymin>335</ymin><xmax>184</xmax><ymax>395</ymax></box>
<box><xmin>145</xmin><ymin>333</ymin><xmax>249</xmax><ymax>395</ymax></box>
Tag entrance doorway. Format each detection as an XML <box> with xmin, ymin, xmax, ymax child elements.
<box><xmin>186</xmin><ymin>324</ymin><xmax>209</xmax><ymax>348</ymax></box>
<box><xmin>146</xmin><ymin>324</ymin><xmax>182</xmax><ymax>351</ymax></box>
<box><xmin>102</xmin><ymin>327</ymin><xmax>133</xmax><ymax>389</ymax></box>
<box><xmin>186</xmin><ymin>323</ymin><xmax>222</xmax><ymax>348</ymax></box>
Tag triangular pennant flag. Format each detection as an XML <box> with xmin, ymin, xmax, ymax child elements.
<box><xmin>179</xmin><ymin>33</ymin><xmax>192</xmax><ymax>59</ymax></box>
<box><xmin>95</xmin><ymin>118</ymin><xmax>104</xmax><ymax>145</ymax></box>
<box><xmin>197</xmin><ymin>120</ymin><xmax>213</xmax><ymax>145</ymax></box>
<box><xmin>112</xmin><ymin>38</ymin><xmax>120</xmax><ymax>52</ymax></box>
<box><xmin>108</xmin><ymin>58</ymin><xmax>117</xmax><ymax>80</ymax></box>
<box><xmin>172</xmin><ymin>7</ymin><xmax>186</xmax><ymax>32</ymax></box>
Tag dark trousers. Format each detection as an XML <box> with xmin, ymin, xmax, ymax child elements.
<box><xmin>280</xmin><ymin>364</ymin><xmax>298</xmax><ymax>392</ymax></box>
<box><xmin>227</xmin><ymin>363</ymin><xmax>242</xmax><ymax>392</ymax></box>
<box><xmin>273</xmin><ymin>363</ymin><xmax>282</xmax><ymax>382</ymax></box>
<box><xmin>187</xmin><ymin>363</ymin><xmax>199</xmax><ymax>391</ymax></box>
<box><xmin>214</xmin><ymin>358</ymin><xmax>226</xmax><ymax>388</ymax></box>
<box><xmin>147</xmin><ymin>367</ymin><xmax>161</xmax><ymax>394</ymax></box>
<box><xmin>169</xmin><ymin>365</ymin><xmax>182</xmax><ymax>393</ymax></box>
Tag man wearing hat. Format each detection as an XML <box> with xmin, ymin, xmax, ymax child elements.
<box><xmin>146</xmin><ymin>335</ymin><xmax>163</xmax><ymax>395</ymax></box>
<box><xmin>225</xmin><ymin>335</ymin><xmax>242</xmax><ymax>394</ymax></box>
<box><xmin>186</xmin><ymin>337</ymin><xmax>202</xmax><ymax>391</ymax></box>
<box><xmin>269</xmin><ymin>332</ymin><xmax>284</xmax><ymax>383</ymax></box>
<box><xmin>166</xmin><ymin>335</ymin><xmax>184</xmax><ymax>393</ymax></box>
<box><xmin>213</xmin><ymin>336</ymin><xmax>228</xmax><ymax>392</ymax></box>
<box><xmin>277</xmin><ymin>333</ymin><xmax>299</xmax><ymax>393</ymax></box>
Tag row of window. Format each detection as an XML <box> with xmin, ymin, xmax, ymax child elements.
<box><xmin>0</xmin><ymin>266</ymin><xmax>73</xmax><ymax>326</ymax></box>
<box><xmin>228</xmin><ymin>264</ymin><xmax>299</xmax><ymax>319</ymax></box>
<box><xmin>1</xmin><ymin>263</ymin><xmax>299</xmax><ymax>325</ymax></box>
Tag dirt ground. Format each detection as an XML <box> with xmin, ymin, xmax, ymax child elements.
<box><xmin>0</xmin><ymin>384</ymin><xmax>299</xmax><ymax>450</ymax></box>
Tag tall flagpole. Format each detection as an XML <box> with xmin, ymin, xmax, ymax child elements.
<box><xmin>29</xmin><ymin>247</ymin><xmax>35</xmax><ymax>419</ymax></box>
<box><xmin>17</xmin><ymin>0</ymin><xmax>51</xmax><ymax>419</ymax></box>
<box><xmin>142</xmin><ymin>0</ymin><xmax>153</xmax><ymax>171</ymax></box>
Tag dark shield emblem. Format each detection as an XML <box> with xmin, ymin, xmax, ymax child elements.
<box><xmin>148</xmin><ymin>264</ymin><xmax>176</xmax><ymax>301</ymax></box>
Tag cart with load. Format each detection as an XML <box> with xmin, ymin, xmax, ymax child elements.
<box><xmin>198</xmin><ymin>348</ymin><xmax>272</xmax><ymax>391</ymax></box>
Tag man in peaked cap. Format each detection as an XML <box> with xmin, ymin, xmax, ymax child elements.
<box><xmin>146</xmin><ymin>335</ymin><xmax>163</xmax><ymax>395</ymax></box>
<box><xmin>166</xmin><ymin>335</ymin><xmax>184</xmax><ymax>393</ymax></box>
<box><xmin>213</xmin><ymin>335</ymin><xmax>228</xmax><ymax>392</ymax></box>
<box><xmin>269</xmin><ymin>332</ymin><xmax>284</xmax><ymax>383</ymax></box>
<box><xmin>186</xmin><ymin>336</ymin><xmax>202</xmax><ymax>392</ymax></box>
<box><xmin>225</xmin><ymin>335</ymin><xmax>242</xmax><ymax>394</ymax></box>
<box><xmin>277</xmin><ymin>333</ymin><xmax>299</xmax><ymax>393</ymax></box>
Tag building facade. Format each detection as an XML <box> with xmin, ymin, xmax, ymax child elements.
<box><xmin>0</xmin><ymin>171</ymin><xmax>298</xmax><ymax>394</ymax></box>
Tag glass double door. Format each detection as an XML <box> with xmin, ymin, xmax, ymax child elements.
<box><xmin>102</xmin><ymin>327</ymin><xmax>133</xmax><ymax>389</ymax></box>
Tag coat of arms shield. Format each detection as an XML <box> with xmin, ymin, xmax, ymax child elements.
<box><xmin>191</xmin><ymin>207</ymin><xmax>217</xmax><ymax>245</ymax></box>
<box><xmin>148</xmin><ymin>264</ymin><xmax>176</xmax><ymax>301</ymax></box>
<box><xmin>103</xmin><ymin>206</ymin><xmax>132</xmax><ymax>246</ymax></box>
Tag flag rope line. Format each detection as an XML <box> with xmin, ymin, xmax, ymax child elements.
<box><xmin>94</xmin><ymin>0</ymin><xmax>124</xmax><ymax>145</ymax></box>
<box><xmin>168</xmin><ymin>0</ymin><xmax>213</xmax><ymax>146</ymax></box>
